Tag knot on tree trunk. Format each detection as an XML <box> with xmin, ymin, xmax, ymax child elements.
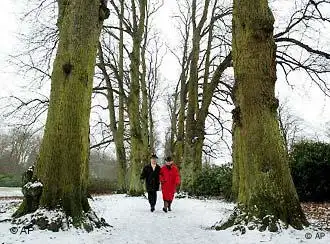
<box><xmin>270</xmin><ymin>98</ymin><xmax>279</xmax><ymax>113</ymax></box>
<box><xmin>232</xmin><ymin>106</ymin><xmax>241</xmax><ymax>127</ymax></box>
<box><xmin>251</xmin><ymin>16</ymin><xmax>274</xmax><ymax>41</ymax></box>
<box><xmin>99</xmin><ymin>0</ymin><xmax>110</xmax><ymax>21</ymax></box>
<box><xmin>62</xmin><ymin>62</ymin><xmax>73</xmax><ymax>76</ymax></box>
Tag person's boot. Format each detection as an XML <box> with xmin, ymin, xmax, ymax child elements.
<box><xmin>151</xmin><ymin>205</ymin><xmax>155</xmax><ymax>212</ymax></box>
<box><xmin>168</xmin><ymin>200</ymin><xmax>172</xmax><ymax>211</ymax></box>
<box><xmin>163</xmin><ymin>201</ymin><xmax>168</xmax><ymax>213</ymax></box>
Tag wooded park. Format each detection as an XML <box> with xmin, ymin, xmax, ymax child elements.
<box><xmin>0</xmin><ymin>0</ymin><xmax>329</xmax><ymax>243</ymax></box>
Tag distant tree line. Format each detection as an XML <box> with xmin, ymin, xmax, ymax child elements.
<box><xmin>0</xmin><ymin>128</ymin><xmax>117</xmax><ymax>191</ymax></box>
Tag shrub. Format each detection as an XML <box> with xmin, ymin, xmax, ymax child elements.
<box><xmin>289</xmin><ymin>141</ymin><xmax>330</xmax><ymax>202</ymax></box>
<box><xmin>192</xmin><ymin>163</ymin><xmax>233</xmax><ymax>201</ymax></box>
<box><xmin>0</xmin><ymin>174</ymin><xmax>21</xmax><ymax>187</ymax></box>
<box><xmin>87</xmin><ymin>178</ymin><xmax>117</xmax><ymax>194</ymax></box>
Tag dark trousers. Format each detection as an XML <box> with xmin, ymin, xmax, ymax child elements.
<box><xmin>147</xmin><ymin>191</ymin><xmax>157</xmax><ymax>207</ymax></box>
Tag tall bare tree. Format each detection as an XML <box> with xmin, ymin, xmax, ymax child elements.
<box><xmin>277</xmin><ymin>99</ymin><xmax>304</xmax><ymax>149</ymax></box>
<box><xmin>168</xmin><ymin>0</ymin><xmax>330</xmax><ymax>193</ymax></box>
<box><xmin>94</xmin><ymin>0</ymin><xmax>163</xmax><ymax>195</ymax></box>
<box><xmin>0</xmin><ymin>128</ymin><xmax>40</xmax><ymax>174</ymax></box>
<box><xmin>168</xmin><ymin>0</ymin><xmax>233</xmax><ymax>191</ymax></box>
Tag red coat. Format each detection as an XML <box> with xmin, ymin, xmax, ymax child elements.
<box><xmin>160</xmin><ymin>164</ymin><xmax>180</xmax><ymax>201</ymax></box>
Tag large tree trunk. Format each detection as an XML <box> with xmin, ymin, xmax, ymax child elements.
<box><xmin>174</xmin><ymin>100</ymin><xmax>185</xmax><ymax>169</ymax></box>
<box><xmin>98</xmin><ymin>42</ymin><xmax>127</xmax><ymax>194</ymax></box>
<box><xmin>173</xmin><ymin>47</ymin><xmax>188</xmax><ymax>170</ymax></box>
<box><xmin>141</xmin><ymin>15</ymin><xmax>150</xmax><ymax>164</ymax></box>
<box><xmin>116</xmin><ymin>0</ymin><xmax>127</xmax><ymax>193</ymax></box>
<box><xmin>128</xmin><ymin>40</ymin><xmax>144</xmax><ymax>195</ymax></box>
<box><xmin>221</xmin><ymin>0</ymin><xmax>308</xmax><ymax>231</ymax></box>
<box><xmin>14</xmin><ymin>0</ymin><xmax>109</xmax><ymax>225</ymax></box>
<box><xmin>148</xmin><ymin>93</ymin><xmax>155</xmax><ymax>153</ymax></box>
<box><xmin>169</xmin><ymin>90</ymin><xmax>178</xmax><ymax>157</ymax></box>
<box><xmin>128</xmin><ymin>0</ymin><xmax>147</xmax><ymax>196</ymax></box>
<box><xmin>181</xmin><ymin>0</ymin><xmax>207</xmax><ymax>192</ymax></box>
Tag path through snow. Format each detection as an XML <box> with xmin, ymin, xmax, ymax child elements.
<box><xmin>0</xmin><ymin>188</ymin><xmax>329</xmax><ymax>243</ymax></box>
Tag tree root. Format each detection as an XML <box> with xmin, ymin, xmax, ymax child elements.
<box><xmin>11</xmin><ymin>208</ymin><xmax>112</xmax><ymax>232</ymax></box>
<box><xmin>11</xmin><ymin>167</ymin><xmax>110</xmax><ymax>232</ymax></box>
<box><xmin>212</xmin><ymin>206</ymin><xmax>284</xmax><ymax>233</ymax></box>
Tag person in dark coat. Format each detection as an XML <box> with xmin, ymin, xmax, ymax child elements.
<box><xmin>160</xmin><ymin>156</ymin><xmax>180</xmax><ymax>213</ymax></box>
<box><xmin>140</xmin><ymin>154</ymin><xmax>161</xmax><ymax>212</ymax></box>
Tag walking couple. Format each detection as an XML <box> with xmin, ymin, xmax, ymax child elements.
<box><xmin>140</xmin><ymin>154</ymin><xmax>180</xmax><ymax>212</ymax></box>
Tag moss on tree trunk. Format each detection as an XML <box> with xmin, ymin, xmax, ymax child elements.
<box><xmin>98</xmin><ymin>38</ymin><xmax>127</xmax><ymax>194</ymax></box>
<box><xmin>115</xmin><ymin>0</ymin><xmax>127</xmax><ymax>193</ymax></box>
<box><xmin>14</xmin><ymin>0</ymin><xmax>108</xmax><ymax>226</ymax></box>
<box><xmin>223</xmin><ymin>0</ymin><xmax>308</xmax><ymax>231</ymax></box>
<box><xmin>127</xmin><ymin>0</ymin><xmax>147</xmax><ymax>196</ymax></box>
<box><xmin>141</xmin><ymin>37</ymin><xmax>150</xmax><ymax>165</ymax></box>
<box><xmin>173</xmin><ymin>77</ymin><xmax>186</xmax><ymax>170</ymax></box>
<box><xmin>180</xmin><ymin>0</ymin><xmax>205</xmax><ymax>192</ymax></box>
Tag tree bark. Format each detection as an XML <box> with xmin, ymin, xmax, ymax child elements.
<box><xmin>148</xmin><ymin>91</ymin><xmax>155</xmax><ymax>153</ymax></box>
<box><xmin>128</xmin><ymin>0</ymin><xmax>147</xmax><ymax>195</ymax></box>
<box><xmin>225</xmin><ymin>0</ymin><xmax>308</xmax><ymax>231</ymax></box>
<box><xmin>14</xmin><ymin>0</ymin><xmax>108</xmax><ymax>224</ymax></box>
<box><xmin>173</xmin><ymin>37</ymin><xmax>189</xmax><ymax>170</ymax></box>
<box><xmin>117</xmin><ymin>0</ymin><xmax>128</xmax><ymax>193</ymax></box>
<box><xmin>98</xmin><ymin>42</ymin><xmax>127</xmax><ymax>194</ymax></box>
<box><xmin>181</xmin><ymin>0</ymin><xmax>210</xmax><ymax>192</ymax></box>
<box><xmin>141</xmin><ymin>10</ymin><xmax>150</xmax><ymax>164</ymax></box>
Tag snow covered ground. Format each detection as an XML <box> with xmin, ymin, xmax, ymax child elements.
<box><xmin>0</xmin><ymin>187</ymin><xmax>22</xmax><ymax>198</ymax></box>
<box><xmin>0</xmin><ymin>187</ymin><xmax>329</xmax><ymax>244</ymax></box>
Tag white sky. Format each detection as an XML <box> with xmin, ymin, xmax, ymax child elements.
<box><xmin>0</xmin><ymin>0</ymin><xmax>329</xmax><ymax>158</ymax></box>
<box><xmin>155</xmin><ymin>0</ymin><xmax>330</xmax><ymax>142</ymax></box>
<box><xmin>0</xmin><ymin>1</ymin><xmax>20</xmax><ymax>98</ymax></box>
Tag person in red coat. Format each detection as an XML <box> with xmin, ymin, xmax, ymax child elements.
<box><xmin>159</xmin><ymin>156</ymin><xmax>180</xmax><ymax>212</ymax></box>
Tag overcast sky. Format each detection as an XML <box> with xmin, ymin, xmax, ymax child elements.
<box><xmin>156</xmin><ymin>0</ymin><xmax>330</xmax><ymax>143</ymax></box>
<box><xmin>0</xmin><ymin>0</ymin><xmax>329</xmax><ymax>159</ymax></box>
<box><xmin>0</xmin><ymin>1</ymin><xmax>19</xmax><ymax>98</ymax></box>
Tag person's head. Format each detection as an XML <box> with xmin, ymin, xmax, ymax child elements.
<box><xmin>150</xmin><ymin>154</ymin><xmax>158</xmax><ymax>164</ymax></box>
<box><xmin>165</xmin><ymin>156</ymin><xmax>173</xmax><ymax>165</ymax></box>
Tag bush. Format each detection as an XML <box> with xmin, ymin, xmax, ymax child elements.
<box><xmin>0</xmin><ymin>174</ymin><xmax>21</xmax><ymax>187</ymax></box>
<box><xmin>192</xmin><ymin>163</ymin><xmax>233</xmax><ymax>201</ymax></box>
<box><xmin>289</xmin><ymin>141</ymin><xmax>330</xmax><ymax>202</ymax></box>
<box><xmin>87</xmin><ymin>177</ymin><xmax>117</xmax><ymax>194</ymax></box>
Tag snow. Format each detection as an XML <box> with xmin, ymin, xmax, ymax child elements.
<box><xmin>0</xmin><ymin>187</ymin><xmax>22</xmax><ymax>198</ymax></box>
<box><xmin>30</xmin><ymin>182</ymin><xmax>43</xmax><ymax>188</ymax></box>
<box><xmin>23</xmin><ymin>182</ymin><xmax>43</xmax><ymax>190</ymax></box>
<box><xmin>0</xmin><ymin>188</ymin><xmax>329</xmax><ymax>244</ymax></box>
